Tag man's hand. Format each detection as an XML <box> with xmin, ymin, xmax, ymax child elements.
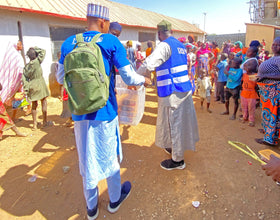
<box><xmin>262</xmin><ymin>155</ymin><xmax>280</xmax><ymax>182</ymax></box>
<box><xmin>144</xmin><ymin>77</ymin><xmax>152</xmax><ymax>87</ymax></box>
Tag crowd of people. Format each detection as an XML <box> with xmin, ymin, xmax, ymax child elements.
<box><xmin>0</xmin><ymin>2</ymin><xmax>280</xmax><ymax>220</ymax></box>
<box><xmin>170</xmin><ymin>34</ymin><xmax>279</xmax><ymax>148</ymax></box>
<box><xmin>170</xmin><ymin>35</ymin><xmax>280</xmax><ymax>189</ymax></box>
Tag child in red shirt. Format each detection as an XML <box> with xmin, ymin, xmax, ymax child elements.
<box><xmin>240</xmin><ymin>59</ymin><xmax>259</xmax><ymax>126</ymax></box>
<box><xmin>264</xmin><ymin>51</ymin><xmax>271</xmax><ymax>61</ymax></box>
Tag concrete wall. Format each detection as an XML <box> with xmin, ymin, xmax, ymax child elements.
<box><xmin>254</xmin><ymin>0</ymin><xmax>280</xmax><ymax>27</ymax></box>
<box><xmin>120</xmin><ymin>26</ymin><xmax>146</xmax><ymax>42</ymax></box>
<box><xmin>264</xmin><ymin>0</ymin><xmax>277</xmax><ymax>19</ymax></box>
<box><xmin>0</xmin><ymin>9</ymin><xmax>84</xmax><ymax>84</ymax></box>
<box><xmin>245</xmin><ymin>23</ymin><xmax>276</xmax><ymax>53</ymax></box>
<box><xmin>119</xmin><ymin>26</ymin><xmax>155</xmax><ymax>48</ymax></box>
<box><xmin>0</xmin><ymin>9</ymin><xmax>88</xmax><ymax>96</ymax></box>
<box><xmin>206</xmin><ymin>33</ymin><xmax>246</xmax><ymax>48</ymax></box>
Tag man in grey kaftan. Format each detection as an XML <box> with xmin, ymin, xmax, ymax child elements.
<box><xmin>137</xmin><ymin>20</ymin><xmax>199</xmax><ymax>170</ymax></box>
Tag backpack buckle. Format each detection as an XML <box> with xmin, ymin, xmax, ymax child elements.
<box><xmin>99</xmin><ymin>72</ymin><xmax>104</xmax><ymax>83</ymax></box>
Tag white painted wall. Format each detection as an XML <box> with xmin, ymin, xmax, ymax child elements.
<box><xmin>119</xmin><ymin>28</ymin><xmax>139</xmax><ymax>42</ymax></box>
<box><xmin>0</xmin><ymin>10</ymin><xmax>21</xmax><ymax>65</ymax></box>
<box><xmin>0</xmin><ymin>10</ymin><xmax>54</xmax><ymax>84</ymax></box>
<box><xmin>0</xmin><ymin>9</ymin><xmax>86</xmax><ymax>85</ymax></box>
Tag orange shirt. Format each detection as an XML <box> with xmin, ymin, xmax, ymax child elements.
<box><xmin>240</xmin><ymin>73</ymin><xmax>258</xmax><ymax>99</ymax></box>
<box><xmin>211</xmin><ymin>47</ymin><xmax>220</xmax><ymax>58</ymax></box>
<box><xmin>233</xmin><ymin>48</ymin><xmax>242</xmax><ymax>53</ymax></box>
<box><xmin>210</xmin><ymin>48</ymin><xmax>220</xmax><ymax>72</ymax></box>
<box><xmin>146</xmin><ymin>47</ymin><xmax>152</xmax><ymax>57</ymax></box>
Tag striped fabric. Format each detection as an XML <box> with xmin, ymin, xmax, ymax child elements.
<box><xmin>157</xmin><ymin>64</ymin><xmax>190</xmax><ymax>87</ymax></box>
<box><xmin>170</xmin><ymin>64</ymin><xmax>188</xmax><ymax>74</ymax></box>
<box><xmin>87</xmin><ymin>3</ymin><xmax>109</xmax><ymax>20</ymax></box>
<box><xmin>0</xmin><ymin>42</ymin><xmax>24</xmax><ymax>104</ymax></box>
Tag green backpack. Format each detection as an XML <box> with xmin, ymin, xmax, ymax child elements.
<box><xmin>64</xmin><ymin>33</ymin><xmax>110</xmax><ymax>115</ymax></box>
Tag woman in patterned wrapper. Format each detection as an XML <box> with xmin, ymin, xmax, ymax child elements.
<box><xmin>196</xmin><ymin>42</ymin><xmax>213</xmax><ymax>77</ymax></box>
<box><xmin>255</xmin><ymin>37</ymin><xmax>280</xmax><ymax>146</ymax></box>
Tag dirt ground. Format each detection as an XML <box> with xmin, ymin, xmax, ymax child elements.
<box><xmin>0</xmin><ymin>87</ymin><xmax>280</xmax><ymax>220</ymax></box>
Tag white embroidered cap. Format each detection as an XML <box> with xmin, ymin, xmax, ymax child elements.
<box><xmin>87</xmin><ymin>3</ymin><xmax>109</xmax><ymax>20</ymax></box>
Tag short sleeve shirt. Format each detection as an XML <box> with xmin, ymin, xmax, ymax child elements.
<box><xmin>59</xmin><ymin>31</ymin><xmax>130</xmax><ymax>121</ymax></box>
<box><xmin>241</xmin><ymin>73</ymin><xmax>258</xmax><ymax>99</ymax></box>
<box><xmin>226</xmin><ymin>68</ymin><xmax>243</xmax><ymax>89</ymax></box>
<box><xmin>217</xmin><ymin>60</ymin><xmax>228</xmax><ymax>82</ymax></box>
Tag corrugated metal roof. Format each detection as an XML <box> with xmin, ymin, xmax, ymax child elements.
<box><xmin>0</xmin><ymin>0</ymin><xmax>204</xmax><ymax>34</ymax></box>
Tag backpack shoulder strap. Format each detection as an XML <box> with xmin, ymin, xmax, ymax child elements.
<box><xmin>88</xmin><ymin>33</ymin><xmax>113</xmax><ymax>79</ymax></box>
<box><xmin>76</xmin><ymin>33</ymin><xmax>84</xmax><ymax>43</ymax></box>
<box><xmin>90</xmin><ymin>33</ymin><xmax>102</xmax><ymax>44</ymax></box>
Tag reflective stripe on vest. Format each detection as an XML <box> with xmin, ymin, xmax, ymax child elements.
<box><xmin>156</xmin><ymin>37</ymin><xmax>192</xmax><ymax>97</ymax></box>
<box><xmin>157</xmin><ymin>71</ymin><xmax>190</xmax><ymax>87</ymax></box>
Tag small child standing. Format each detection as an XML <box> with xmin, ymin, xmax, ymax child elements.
<box><xmin>227</xmin><ymin>52</ymin><xmax>236</xmax><ymax>71</ymax></box>
<box><xmin>221</xmin><ymin>57</ymin><xmax>243</xmax><ymax>120</ymax></box>
<box><xmin>197</xmin><ymin>69</ymin><xmax>212</xmax><ymax>113</ymax></box>
<box><xmin>264</xmin><ymin>50</ymin><xmax>271</xmax><ymax>61</ymax></box>
<box><xmin>187</xmin><ymin>45</ymin><xmax>197</xmax><ymax>94</ymax></box>
<box><xmin>240</xmin><ymin>59</ymin><xmax>259</xmax><ymax>126</ymax></box>
<box><xmin>214</xmin><ymin>53</ymin><xmax>228</xmax><ymax>103</ymax></box>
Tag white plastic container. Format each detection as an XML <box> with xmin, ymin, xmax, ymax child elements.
<box><xmin>115</xmin><ymin>75</ymin><xmax>128</xmax><ymax>88</ymax></box>
<box><xmin>115</xmin><ymin>75</ymin><xmax>145</xmax><ymax>125</ymax></box>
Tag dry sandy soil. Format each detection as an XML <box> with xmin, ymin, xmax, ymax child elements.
<box><xmin>0</xmin><ymin>87</ymin><xmax>280</xmax><ymax>220</ymax></box>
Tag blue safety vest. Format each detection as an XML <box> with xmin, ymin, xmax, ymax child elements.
<box><xmin>156</xmin><ymin>36</ymin><xmax>192</xmax><ymax>97</ymax></box>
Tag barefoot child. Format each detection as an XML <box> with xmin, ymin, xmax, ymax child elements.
<box><xmin>22</xmin><ymin>47</ymin><xmax>52</xmax><ymax>130</ymax></box>
<box><xmin>197</xmin><ymin>69</ymin><xmax>212</xmax><ymax>113</ymax></box>
<box><xmin>240</xmin><ymin>59</ymin><xmax>259</xmax><ymax>126</ymax></box>
<box><xmin>221</xmin><ymin>57</ymin><xmax>243</xmax><ymax>120</ymax></box>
